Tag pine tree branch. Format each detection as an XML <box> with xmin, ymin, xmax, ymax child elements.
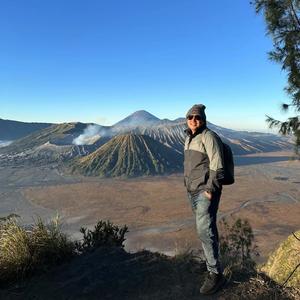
<box><xmin>283</xmin><ymin>263</ymin><xmax>300</xmax><ymax>286</ymax></box>
<box><xmin>289</xmin><ymin>0</ymin><xmax>300</xmax><ymax>29</ymax></box>
<box><xmin>292</xmin><ymin>232</ymin><xmax>300</xmax><ymax>242</ymax></box>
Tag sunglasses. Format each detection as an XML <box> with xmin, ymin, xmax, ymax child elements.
<box><xmin>187</xmin><ymin>115</ymin><xmax>202</xmax><ymax>121</ymax></box>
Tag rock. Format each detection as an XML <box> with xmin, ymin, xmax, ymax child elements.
<box><xmin>261</xmin><ymin>230</ymin><xmax>300</xmax><ymax>287</ymax></box>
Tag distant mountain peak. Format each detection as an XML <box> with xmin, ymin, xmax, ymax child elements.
<box><xmin>113</xmin><ymin>110</ymin><xmax>160</xmax><ymax>128</ymax></box>
<box><xmin>130</xmin><ymin>110</ymin><xmax>159</xmax><ymax>118</ymax></box>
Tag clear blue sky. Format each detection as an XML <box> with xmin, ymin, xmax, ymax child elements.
<box><xmin>0</xmin><ymin>0</ymin><xmax>293</xmax><ymax>131</ymax></box>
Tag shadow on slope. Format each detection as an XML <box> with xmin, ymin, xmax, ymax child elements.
<box><xmin>0</xmin><ymin>247</ymin><xmax>297</xmax><ymax>300</ymax></box>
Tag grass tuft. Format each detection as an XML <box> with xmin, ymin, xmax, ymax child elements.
<box><xmin>0</xmin><ymin>215</ymin><xmax>74</xmax><ymax>284</ymax></box>
<box><xmin>0</xmin><ymin>219</ymin><xmax>31</xmax><ymax>282</ymax></box>
<box><xmin>0</xmin><ymin>215</ymin><xmax>129</xmax><ymax>285</ymax></box>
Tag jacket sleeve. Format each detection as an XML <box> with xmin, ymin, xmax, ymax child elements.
<box><xmin>203</xmin><ymin>131</ymin><xmax>224</xmax><ymax>193</ymax></box>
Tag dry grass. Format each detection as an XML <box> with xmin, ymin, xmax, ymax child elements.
<box><xmin>0</xmin><ymin>215</ymin><xmax>74</xmax><ymax>284</ymax></box>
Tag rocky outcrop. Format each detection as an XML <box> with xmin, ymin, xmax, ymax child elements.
<box><xmin>261</xmin><ymin>230</ymin><xmax>300</xmax><ymax>287</ymax></box>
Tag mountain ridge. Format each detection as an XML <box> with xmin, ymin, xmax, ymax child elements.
<box><xmin>0</xmin><ymin>111</ymin><xmax>293</xmax><ymax>174</ymax></box>
<box><xmin>0</xmin><ymin>118</ymin><xmax>52</xmax><ymax>141</ymax></box>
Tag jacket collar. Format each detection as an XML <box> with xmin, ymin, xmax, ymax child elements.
<box><xmin>184</xmin><ymin>124</ymin><xmax>207</xmax><ymax>138</ymax></box>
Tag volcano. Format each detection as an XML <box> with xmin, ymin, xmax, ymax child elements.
<box><xmin>70</xmin><ymin>134</ymin><xmax>183</xmax><ymax>177</ymax></box>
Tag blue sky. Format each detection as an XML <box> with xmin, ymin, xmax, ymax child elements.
<box><xmin>0</xmin><ymin>0</ymin><xmax>293</xmax><ymax>131</ymax></box>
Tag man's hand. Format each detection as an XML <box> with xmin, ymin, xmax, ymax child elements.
<box><xmin>204</xmin><ymin>191</ymin><xmax>212</xmax><ymax>200</ymax></box>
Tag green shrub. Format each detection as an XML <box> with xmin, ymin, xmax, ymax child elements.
<box><xmin>76</xmin><ymin>220</ymin><xmax>129</xmax><ymax>253</ymax></box>
<box><xmin>219</xmin><ymin>217</ymin><xmax>259</xmax><ymax>274</ymax></box>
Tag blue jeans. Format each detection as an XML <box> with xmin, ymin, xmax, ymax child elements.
<box><xmin>187</xmin><ymin>191</ymin><xmax>222</xmax><ymax>274</ymax></box>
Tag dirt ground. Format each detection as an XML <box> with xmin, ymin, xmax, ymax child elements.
<box><xmin>16</xmin><ymin>151</ymin><xmax>300</xmax><ymax>263</ymax></box>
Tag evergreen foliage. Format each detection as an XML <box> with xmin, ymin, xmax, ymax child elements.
<box><xmin>75</xmin><ymin>220</ymin><xmax>129</xmax><ymax>253</ymax></box>
<box><xmin>219</xmin><ymin>218</ymin><xmax>259</xmax><ymax>273</ymax></box>
<box><xmin>254</xmin><ymin>0</ymin><xmax>300</xmax><ymax>153</ymax></box>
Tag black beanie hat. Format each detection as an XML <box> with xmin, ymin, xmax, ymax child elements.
<box><xmin>186</xmin><ymin>104</ymin><xmax>206</xmax><ymax>121</ymax></box>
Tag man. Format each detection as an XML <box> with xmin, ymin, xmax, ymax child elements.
<box><xmin>184</xmin><ymin>104</ymin><xmax>226</xmax><ymax>295</ymax></box>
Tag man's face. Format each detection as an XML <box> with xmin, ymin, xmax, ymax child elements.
<box><xmin>186</xmin><ymin>114</ymin><xmax>204</xmax><ymax>134</ymax></box>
